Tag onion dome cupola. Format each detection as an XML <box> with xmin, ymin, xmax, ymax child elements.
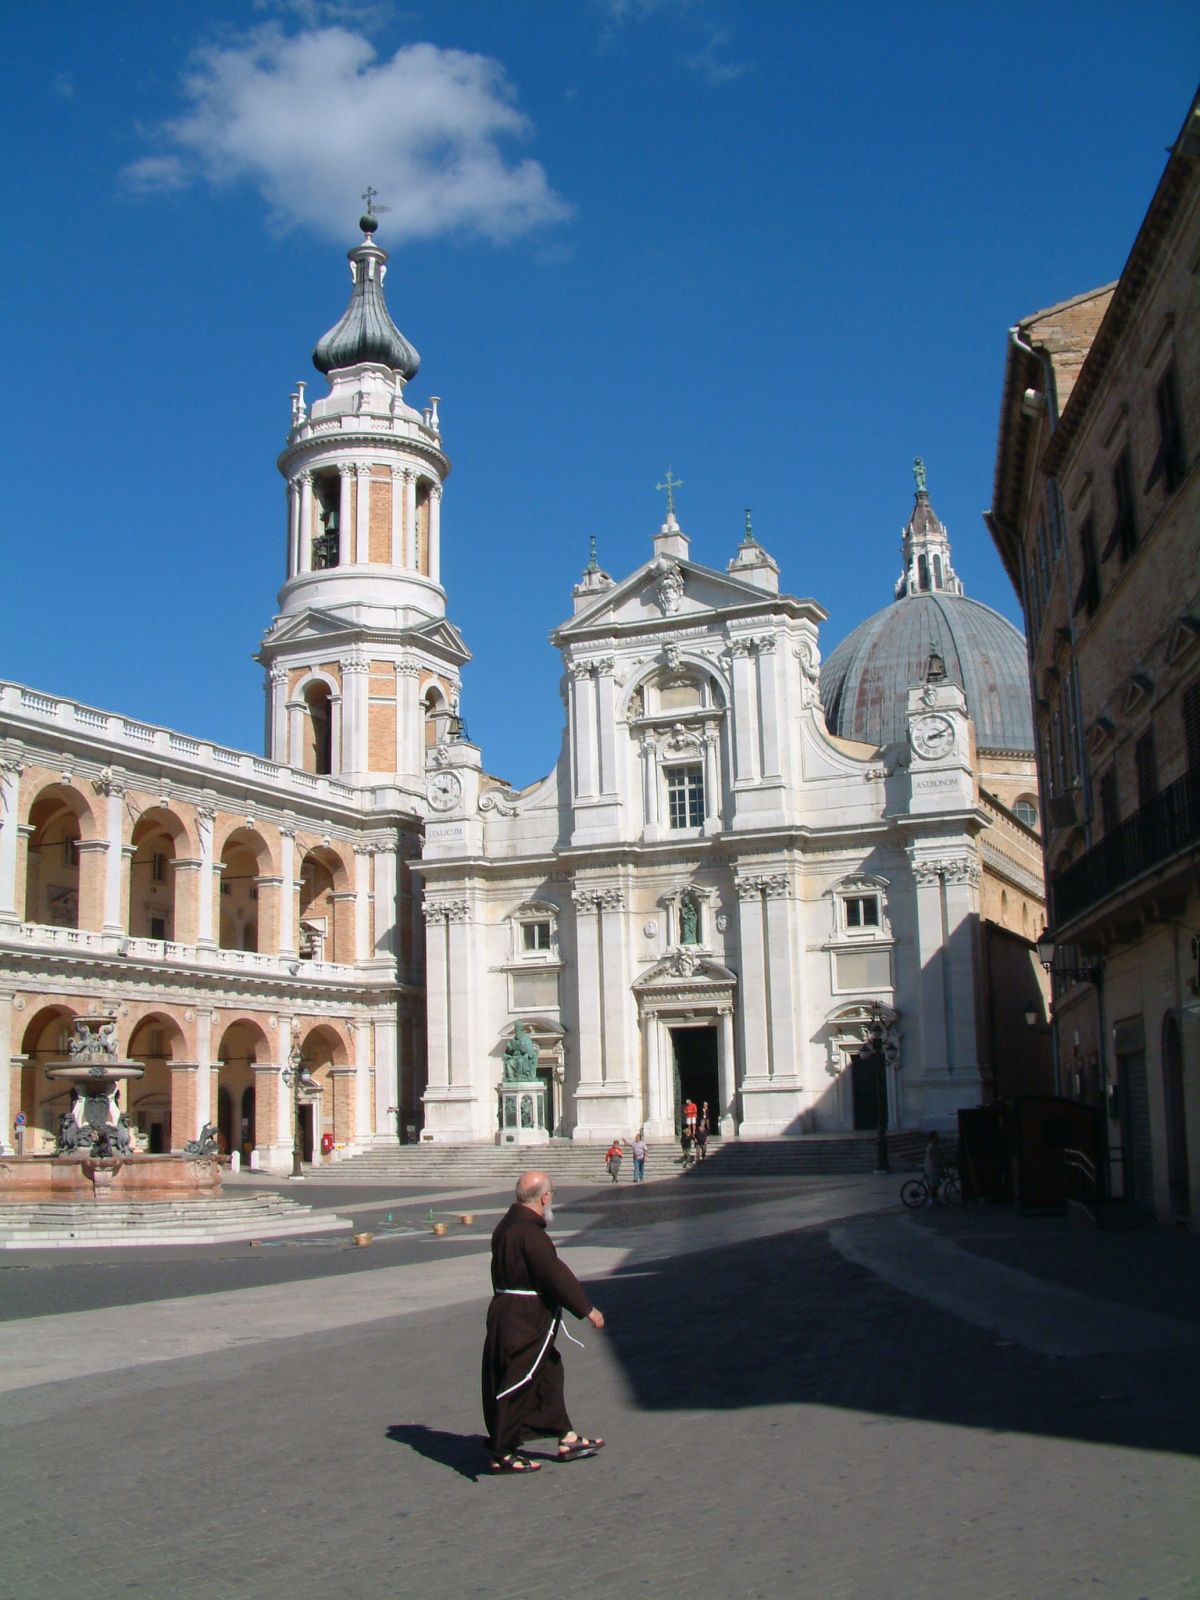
<box><xmin>821</xmin><ymin>462</ymin><xmax>1034</xmax><ymax>752</ymax></box>
<box><xmin>312</xmin><ymin>211</ymin><xmax>420</xmax><ymax>379</ymax></box>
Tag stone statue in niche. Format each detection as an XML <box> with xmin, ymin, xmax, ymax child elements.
<box><xmin>502</xmin><ymin>1023</ymin><xmax>540</xmax><ymax>1082</ymax></box>
<box><xmin>679</xmin><ymin>894</ymin><xmax>700</xmax><ymax>946</ymax></box>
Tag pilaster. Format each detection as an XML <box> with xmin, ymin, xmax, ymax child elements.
<box><xmin>0</xmin><ymin>757</ymin><xmax>25</xmax><ymax>923</ymax></box>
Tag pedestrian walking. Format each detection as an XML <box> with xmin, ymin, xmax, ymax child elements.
<box><xmin>695</xmin><ymin>1119</ymin><xmax>708</xmax><ymax>1162</ymax></box>
<box><xmin>481</xmin><ymin>1170</ymin><xmax>606</xmax><ymax>1474</ymax></box>
<box><xmin>631</xmin><ymin>1130</ymin><xmax>647</xmax><ymax>1182</ymax></box>
<box><xmin>605</xmin><ymin>1139</ymin><xmax>624</xmax><ymax>1182</ymax></box>
<box><xmin>684</xmin><ymin>1097</ymin><xmax>698</xmax><ymax>1133</ymax></box>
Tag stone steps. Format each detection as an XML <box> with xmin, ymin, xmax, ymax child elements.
<box><xmin>0</xmin><ymin>1192</ymin><xmax>352</xmax><ymax>1248</ymax></box>
<box><xmin>330</xmin><ymin>1132</ymin><xmax>926</xmax><ymax>1184</ymax></box>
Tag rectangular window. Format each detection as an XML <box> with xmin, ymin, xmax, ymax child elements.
<box><xmin>522</xmin><ymin>920</ymin><xmax>552</xmax><ymax>952</ymax></box>
<box><xmin>1109</xmin><ymin>450</ymin><xmax>1137</xmax><ymax>563</ymax></box>
<box><xmin>666</xmin><ymin>764</ymin><xmax>705</xmax><ymax>829</ymax></box>
<box><xmin>1073</xmin><ymin>517</ymin><xmax>1100</xmax><ymax>618</ymax></box>
<box><xmin>1098</xmin><ymin>768</ymin><xmax>1119</xmax><ymax>836</ymax></box>
<box><xmin>63</xmin><ymin>837</ymin><xmax>78</xmax><ymax>867</ymax></box>
<box><xmin>1184</xmin><ymin>681</ymin><xmax>1200</xmax><ymax>771</ymax></box>
<box><xmin>149</xmin><ymin>916</ymin><xmax>167</xmax><ymax>942</ymax></box>
<box><xmin>1151</xmin><ymin>363</ymin><xmax>1187</xmax><ymax>495</ymax></box>
<box><xmin>1135</xmin><ymin>729</ymin><xmax>1158</xmax><ymax>811</ymax></box>
<box><xmin>151</xmin><ymin>852</ymin><xmax>167</xmax><ymax>883</ymax></box>
<box><xmin>845</xmin><ymin>895</ymin><xmax>881</xmax><ymax>929</ymax></box>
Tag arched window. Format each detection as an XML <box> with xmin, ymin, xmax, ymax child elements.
<box><xmin>918</xmin><ymin>553</ymin><xmax>930</xmax><ymax>591</ymax></box>
<box><xmin>25</xmin><ymin>794</ymin><xmax>83</xmax><ymax>928</ymax></box>
<box><xmin>933</xmin><ymin>554</ymin><xmax>943</xmax><ymax>588</ymax></box>
<box><xmin>304</xmin><ymin>682</ymin><xmax>333</xmax><ymax>775</ymax></box>
<box><xmin>1013</xmin><ymin>796</ymin><xmax>1039</xmax><ymax>830</ymax></box>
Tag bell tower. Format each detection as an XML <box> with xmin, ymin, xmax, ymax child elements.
<box><xmin>258</xmin><ymin>208</ymin><xmax>470</xmax><ymax>793</ymax></box>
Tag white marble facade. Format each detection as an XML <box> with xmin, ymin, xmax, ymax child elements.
<box><xmin>419</xmin><ymin>511</ymin><xmax>991</xmax><ymax>1143</ymax></box>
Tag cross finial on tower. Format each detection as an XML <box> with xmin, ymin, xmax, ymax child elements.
<box><xmin>913</xmin><ymin>456</ymin><xmax>927</xmax><ymax>495</ymax></box>
<box><xmin>656</xmin><ymin>467</ymin><xmax>683</xmax><ymax>518</ymax></box>
<box><xmin>362</xmin><ymin>185</ymin><xmax>379</xmax><ymax>217</ymax></box>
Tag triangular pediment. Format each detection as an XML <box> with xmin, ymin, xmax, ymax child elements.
<box><xmin>408</xmin><ymin>617</ymin><xmax>473</xmax><ymax>663</ymax></box>
<box><xmin>259</xmin><ymin>607</ymin><xmax>349</xmax><ymax>648</ymax></box>
<box><xmin>557</xmin><ymin>557</ymin><xmax>799</xmax><ymax>640</ymax></box>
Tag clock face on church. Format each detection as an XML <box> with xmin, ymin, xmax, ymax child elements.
<box><xmin>911</xmin><ymin>713</ymin><xmax>955</xmax><ymax>759</ymax></box>
<box><xmin>426</xmin><ymin>771</ymin><xmax>462</xmax><ymax>811</ymax></box>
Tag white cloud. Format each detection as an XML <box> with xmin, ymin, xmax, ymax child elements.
<box><xmin>123</xmin><ymin>25</ymin><xmax>570</xmax><ymax>244</ymax></box>
<box><xmin>683</xmin><ymin>26</ymin><xmax>748</xmax><ymax>85</ymax></box>
<box><xmin>121</xmin><ymin>154</ymin><xmax>189</xmax><ymax>194</ymax></box>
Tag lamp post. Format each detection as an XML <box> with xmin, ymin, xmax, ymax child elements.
<box><xmin>1036</xmin><ymin>930</ymin><xmax>1103</xmax><ymax>987</ymax></box>
<box><xmin>281</xmin><ymin>1043</ymin><xmax>316</xmax><ymax>1179</ymax></box>
<box><xmin>858</xmin><ymin>1001</ymin><xmax>894</xmax><ymax>1173</ymax></box>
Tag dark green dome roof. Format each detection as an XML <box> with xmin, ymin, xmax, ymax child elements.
<box><xmin>312</xmin><ymin>221</ymin><xmax>420</xmax><ymax>379</ymax></box>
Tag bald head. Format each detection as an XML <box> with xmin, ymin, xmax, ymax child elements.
<box><xmin>516</xmin><ymin>1170</ymin><xmax>551</xmax><ymax>1205</ymax></box>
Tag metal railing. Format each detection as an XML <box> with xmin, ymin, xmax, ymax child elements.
<box><xmin>1052</xmin><ymin>765</ymin><xmax>1200</xmax><ymax>926</ymax></box>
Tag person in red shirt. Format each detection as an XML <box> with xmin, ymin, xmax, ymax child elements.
<box><xmin>605</xmin><ymin>1140</ymin><xmax>624</xmax><ymax>1182</ymax></box>
<box><xmin>683</xmin><ymin>1098</ymin><xmax>698</xmax><ymax>1133</ymax></box>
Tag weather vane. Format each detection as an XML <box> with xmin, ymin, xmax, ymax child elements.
<box><xmin>656</xmin><ymin>467</ymin><xmax>683</xmax><ymax>518</ymax></box>
<box><xmin>362</xmin><ymin>185</ymin><xmax>379</xmax><ymax>217</ymax></box>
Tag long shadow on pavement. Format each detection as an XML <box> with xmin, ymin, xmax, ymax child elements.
<box><xmin>586</xmin><ymin>1220</ymin><xmax>1200</xmax><ymax>1459</ymax></box>
<box><xmin>386</xmin><ymin>1422</ymin><xmax>489</xmax><ymax>1482</ymax></box>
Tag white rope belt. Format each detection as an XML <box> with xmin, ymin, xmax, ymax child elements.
<box><xmin>492</xmin><ymin>1303</ymin><xmax>587</xmax><ymax>1400</ymax></box>
<box><xmin>497</xmin><ymin>1288</ymin><xmax>539</xmax><ymax>1296</ymax></box>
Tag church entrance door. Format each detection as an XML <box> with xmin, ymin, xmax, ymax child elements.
<box><xmin>851</xmin><ymin>1050</ymin><xmax>884</xmax><ymax>1131</ymax></box>
<box><xmin>670</xmin><ymin>1027</ymin><xmax>719</xmax><ymax>1136</ymax></box>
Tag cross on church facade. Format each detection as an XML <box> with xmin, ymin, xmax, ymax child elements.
<box><xmin>656</xmin><ymin>468</ymin><xmax>683</xmax><ymax>517</ymax></box>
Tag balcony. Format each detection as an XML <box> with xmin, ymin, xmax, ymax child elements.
<box><xmin>1052</xmin><ymin>765</ymin><xmax>1200</xmax><ymax>928</ymax></box>
<box><xmin>0</xmin><ymin>922</ymin><xmax>388</xmax><ymax>987</ymax></box>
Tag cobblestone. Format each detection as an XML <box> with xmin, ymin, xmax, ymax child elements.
<box><xmin>2</xmin><ymin>1179</ymin><xmax>1198</xmax><ymax>1600</ymax></box>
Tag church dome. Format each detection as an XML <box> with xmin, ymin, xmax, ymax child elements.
<box><xmin>312</xmin><ymin>213</ymin><xmax>420</xmax><ymax>379</ymax></box>
<box><xmin>820</xmin><ymin>466</ymin><xmax>1034</xmax><ymax>752</ymax></box>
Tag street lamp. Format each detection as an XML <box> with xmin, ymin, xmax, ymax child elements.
<box><xmin>1036</xmin><ymin>930</ymin><xmax>1103</xmax><ymax>986</ymax></box>
<box><xmin>281</xmin><ymin>1043</ymin><xmax>317</xmax><ymax>1179</ymax></box>
<box><xmin>857</xmin><ymin>1001</ymin><xmax>895</xmax><ymax>1173</ymax></box>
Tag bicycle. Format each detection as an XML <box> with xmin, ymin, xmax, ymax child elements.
<box><xmin>900</xmin><ymin>1167</ymin><xmax>962</xmax><ymax>1208</ymax></box>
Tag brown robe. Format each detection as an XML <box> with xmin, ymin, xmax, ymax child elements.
<box><xmin>481</xmin><ymin>1203</ymin><xmax>593</xmax><ymax>1457</ymax></box>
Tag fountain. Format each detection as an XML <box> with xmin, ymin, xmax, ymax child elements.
<box><xmin>0</xmin><ymin>1015</ymin><xmax>222</xmax><ymax>1199</ymax></box>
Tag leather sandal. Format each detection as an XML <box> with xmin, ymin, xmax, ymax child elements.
<box><xmin>490</xmin><ymin>1451</ymin><xmax>541</xmax><ymax>1474</ymax></box>
<box><xmin>557</xmin><ymin>1434</ymin><xmax>604</xmax><ymax>1460</ymax></box>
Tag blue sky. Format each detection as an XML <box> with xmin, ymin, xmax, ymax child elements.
<box><xmin>3</xmin><ymin>2</ymin><xmax>1196</xmax><ymax>787</ymax></box>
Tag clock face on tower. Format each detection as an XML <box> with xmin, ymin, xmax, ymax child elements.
<box><xmin>426</xmin><ymin>770</ymin><xmax>462</xmax><ymax>812</ymax></box>
<box><xmin>911</xmin><ymin>713</ymin><xmax>955</xmax><ymax>759</ymax></box>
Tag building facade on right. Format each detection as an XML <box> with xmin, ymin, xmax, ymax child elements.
<box><xmin>986</xmin><ymin>94</ymin><xmax>1200</xmax><ymax>1225</ymax></box>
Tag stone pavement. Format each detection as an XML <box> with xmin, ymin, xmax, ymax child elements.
<box><xmin>2</xmin><ymin>1174</ymin><xmax>1198</xmax><ymax>1600</ymax></box>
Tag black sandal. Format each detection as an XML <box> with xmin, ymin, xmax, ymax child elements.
<box><xmin>490</xmin><ymin>1451</ymin><xmax>541</xmax><ymax>1474</ymax></box>
<box><xmin>557</xmin><ymin>1434</ymin><xmax>604</xmax><ymax>1461</ymax></box>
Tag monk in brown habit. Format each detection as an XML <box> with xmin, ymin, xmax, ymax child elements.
<box><xmin>482</xmin><ymin>1170</ymin><xmax>606</xmax><ymax>1474</ymax></box>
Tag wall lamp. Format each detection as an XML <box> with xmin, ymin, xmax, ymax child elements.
<box><xmin>1036</xmin><ymin>929</ymin><xmax>1103</xmax><ymax>986</ymax></box>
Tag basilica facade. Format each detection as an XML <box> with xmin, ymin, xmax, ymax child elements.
<box><xmin>0</xmin><ymin>214</ymin><xmax>1045</xmax><ymax>1166</ymax></box>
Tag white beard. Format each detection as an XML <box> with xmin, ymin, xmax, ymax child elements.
<box><xmin>543</xmin><ymin>1204</ymin><xmax>555</xmax><ymax>1223</ymax></box>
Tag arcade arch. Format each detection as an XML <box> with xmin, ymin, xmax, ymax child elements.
<box><xmin>294</xmin><ymin>1022</ymin><xmax>350</xmax><ymax>1156</ymax></box>
<box><xmin>298</xmin><ymin>845</ymin><xmax>352</xmax><ymax>963</ymax></box>
<box><xmin>127</xmin><ymin>1012</ymin><xmax>186</xmax><ymax>1153</ymax></box>
<box><xmin>18</xmin><ymin>1003</ymin><xmax>79</xmax><ymax>1145</ymax></box>
<box><xmin>23</xmin><ymin>785</ymin><xmax>96</xmax><ymax>928</ymax></box>
<box><xmin>218</xmin><ymin>828</ymin><xmax>272</xmax><ymax>953</ymax></box>
<box><xmin>129</xmin><ymin>808</ymin><xmax>187</xmax><ymax>941</ymax></box>
<box><xmin>215</xmin><ymin>1018</ymin><xmax>269</xmax><ymax>1159</ymax></box>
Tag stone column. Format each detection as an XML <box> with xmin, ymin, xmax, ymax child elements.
<box><xmin>352</xmin><ymin>1017</ymin><xmax>372</xmax><ymax>1144</ymax></box>
<box><xmin>908</xmin><ymin>855</ymin><xmax>949</xmax><ymax>1078</ymax></box>
<box><xmin>355</xmin><ymin>465</ymin><xmax>371</xmax><ymax>564</ymax></box>
<box><xmin>336</xmin><ymin>465</ymin><xmax>354</xmax><ymax>567</ymax></box>
<box><xmin>429</xmin><ymin>484</ymin><xmax>442</xmax><ymax>582</ymax></box>
<box><xmin>0</xmin><ymin>987</ymin><xmax>14</xmax><ymax>1154</ymax></box>
<box><xmin>353</xmin><ymin>844</ymin><xmax>374</xmax><ymax>964</ymax></box>
<box><xmin>0</xmin><ymin>758</ymin><xmax>25</xmax><ymax>924</ymax></box>
<box><xmin>395</xmin><ymin>659</ymin><xmax>420</xmax><ymax>787</ymax></box>
<box><xmin>372</xmin><ymin>843</ymin><xmax>397</xmax><ymax>960</ymax></box>
<box><xmin>390</xmin><ymin>468</ymin><xmax>404</xmax><ymax>566</ymax></box>
<box><xmin>252</xmin><ymin>1062</ymin><xmax>284</xmax><ymax>1170</ymax></box>
<box><xmin>403</xmin><ymin>471</ymin><xmax>417</xmax><ymax>567</ymax></box>
<box><xmin>761</xmin><ymin>872</ymin><xmax>800</xmax><ymax>1079</ymax></box>
<box><xmin>298</xmin><ymin>473</ymin><xmax>314</xmax><ymax>573</ymax></box>
<box><xmin>374</xmin><ymin>1009</ymin><xmax>398</xmax><ymax>1138</ymax></box>
<box><xmin>598</xmin><ymin>887</ymin><xmax>631</xmax><ymax>1085</ymax></box>
<box><xmin>719</xmin><ymin>1006</ymin><xmax>737</xmax><ymax>1134</ymax></box>
<box><xmin>755</xmin><ymin>637</ymin><xmax>781</xmax><ymax>777</ymax></box>
<box><xmin>277</xmin><ymin>825</ymin><xmax>297</xmax><ymax>956</ymax></box>
<box><xmin>194</xmin><ymin>1006</ymin><xmax>213</xmax><ymax>1138</ymax></box>
<box><xmin>269</xmin><ymin>665</ymin><xmax>289</xmax><ymax>765</ymax></box>
<box><xmin>169</xmin><ymin>1063</ymin><xmax>199</xmax><ymax>1151</ymax></box>
<box><xmin>14</xmin><ymin>823</ymin><xmax>33</xmax><ymax>926</ymax></box>
<box><xmin>287</xmin><ymin>479</ymin><xmax>300</xmax><ymax>577</ymax></box>
<box><xmin>702</xmin><ymin>729</ymin><xmax>720</xmax><ymax>826</ymax></box>
<box><xmin>596</xmin><ymin>664</ymin><xmax>617</xmax><ymax>796</ymax></box>
<box><xmin>196</xmin><ymin>807</ymin><xmax>216</xmax><ymax>948</ymax></box>
<box><xmin>571</xmin><ymin>666</ymin><xmax>598</xmax><ymax>800</ymax></box>
<box><xmin>340</xmin><ymin>656</ymin><xmax>368</xmax><ymax>776</ymax></box>
<box><xmin>572</xmin><ymin>888</ymin><xmax>603</xmax><ymax>1089</ymax></box>
<box><xmin>423</xmin><ymin>905</ymin><xmax>451</xmax><ymax>1094</ymax></box>
<box><xmin>75</xmin><ymin>838</ymin><xmax>108</xmax><ymax>933</ymax></box>
<box><xmin>735</xmin><ymin>876</ymin><xmax>770</xmax><ymax>1082</ymax></box>
<box><xmin>729</xmin><ymin>642</ymin><xmax>759</xmax><ymax>784</ymax></box>
<box><xmin>256</xmin><ymin>874</ymin><xmax>282</xmax><ymax>955</ymax></box>
<box><xmin>941</xmin><ymin>856</ymin><xmax>983</xmax><ymax>1080</ymax></box>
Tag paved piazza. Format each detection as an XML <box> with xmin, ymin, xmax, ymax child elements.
<box><xmin>3</xmin><ymin>1172</ymin><xmax>1198</xmax><ymax>1600</ymax></box>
